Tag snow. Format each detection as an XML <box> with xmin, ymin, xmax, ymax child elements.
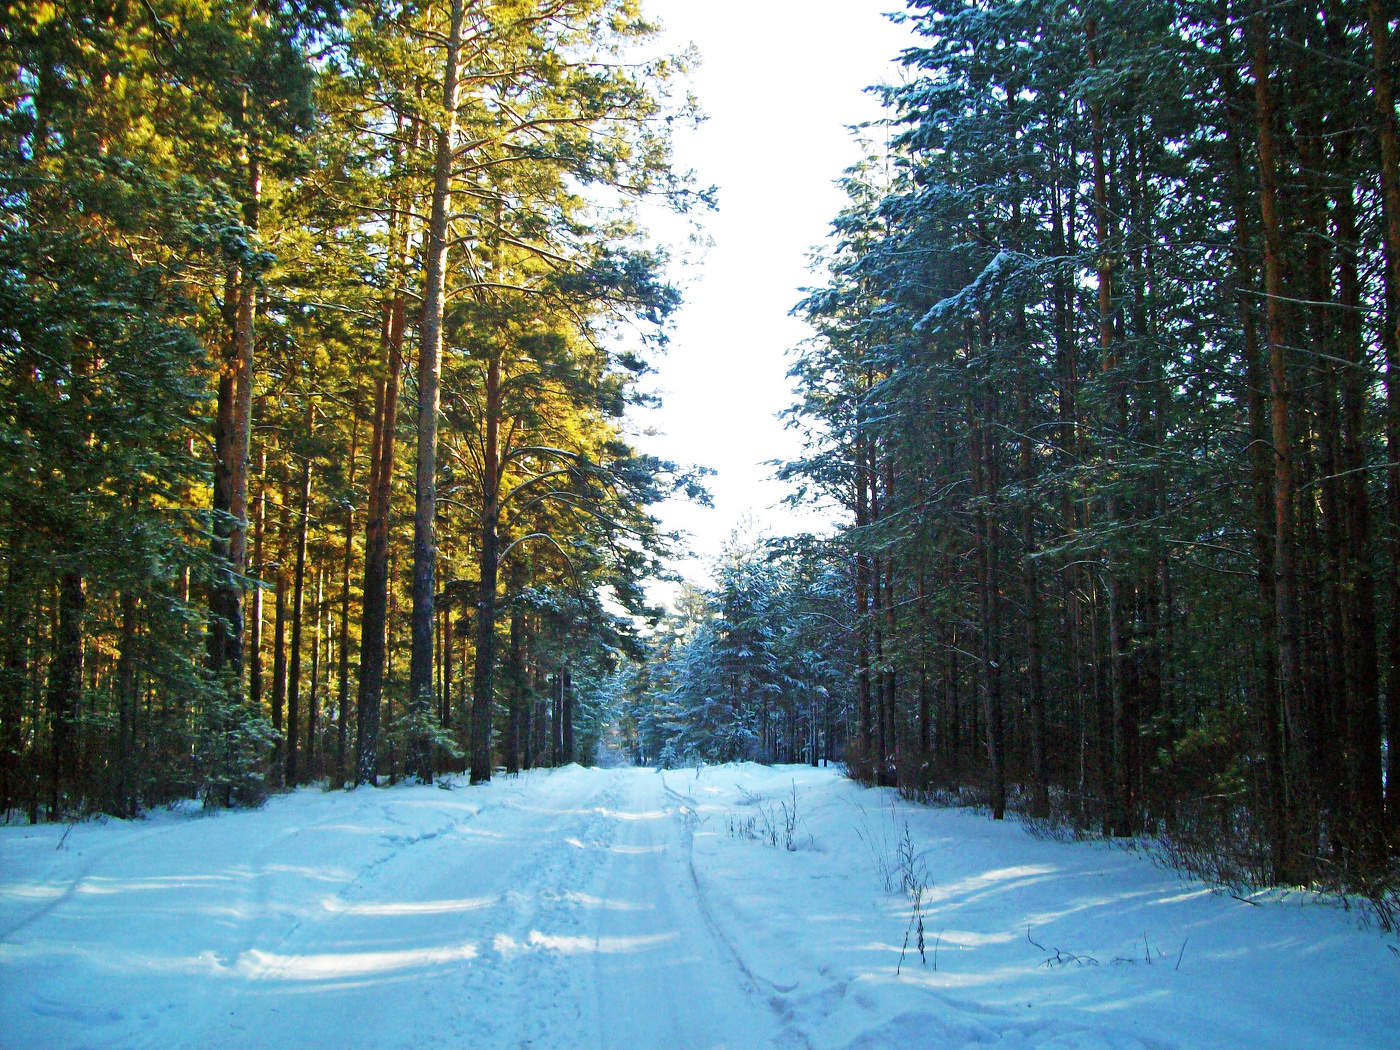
<box><xmin>1</xmin><ymin>764</ymin><xmax>1395</xmax><ymax>1049</ymax></box>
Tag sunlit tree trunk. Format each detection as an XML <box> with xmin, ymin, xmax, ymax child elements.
<box><xmin>356</xmin><ymin>120</ymin><xmax>415</xmax><ymax>787</ymax></box>
<box><xmin>286</xmin><ymin>424</ymin><xmax>312</xmax><ymax>787</ymax></box>
<box><xmin>209</xmin><ymin>144</ymin><xmax>260</xmax><ymax>689</ymax></box>
<box><xmin>409</xmin><ymin>0</ymin><xmax>465</xmax><ymax>783</ymax></box>
<box><xmin>336</xmin><ymin>408</ymin><xmax>359</xmax><ymax>788</ymax></box>
<box><xmin>470</xmin><ymin>346</ymin><xmax>502</xmax><ymax>784</ymax></box>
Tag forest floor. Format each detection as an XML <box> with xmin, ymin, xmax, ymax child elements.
<box><xmin>1</xmin><ymin>763</ymin><xmax>1395</xmax><ymax>1049</ymax></box>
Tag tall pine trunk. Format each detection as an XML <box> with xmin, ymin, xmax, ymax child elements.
<box><xmin>1218</xmin><ymin>0</ymin><xmax>1289</xmax><ymax>880</ymax></box>
<box><xmin>1366</xmin><ymin>0</ymin><xmax>1400</xmax><ymax>837</ymax></box>
<box><xmin>1</xmin><ymin>545</ymin><xmax>29</xmax><ymax>817</ymax></box>
<box><xmin>115</xmin><ymin>591</ymin><xmax>138</xmax><ymax>818</ymax></box>
<box><xmin>1333</xmin><ymin>153</ymin><xmax>1383</xmax><ymax>862</ymax></box>
<box><xmin>470</xmin><ymin>347</ymin><xmax>501</xmax><ymax>784</ymax></box>
<box><xmin>48</xmin><ymin>571</ymin><xmax>83</xmax><ymax>816</ymax></box>
<box><xmin>1252</xmin><ymin>2</ymin><xmax>1303</xmax><ymax>850</ymax></box>
<box><xmin>408</xmin><ymin>0</ymin><xmax>465</xmax><ymax>784</ymax></box>
<box><xmin>336</xmin><ymin>407</ymin><xmax>359</xmax><ymax>788</ymax></box>
<box><xmin>1018</xmin><ymin>335</ymin><xmax>1049</xmax><ymax>819</ymax></box>
<box><xmin>286</xmin><ymin>437</ymin><xmax>312</xmax><ymax>787</ymax></box>
<box><xmin>209</xmin><ymin>149</ymin><xmax>260</xmax><ymax>690</ymax></box>
<box><xmin>563</xmin><ymin>669</ymin><xmax>575</xmax><ymax>765</ymax></box>
<box><xmin>249</xmin><ymin>445</ymin><xmax>266</xmax><ymax>749</ymax></box>
<box><xmin>355</xmin><ymin>139</ymin><xmax>414</xmax><ymax>787</ymax></box>
<box><xmin>1087</xmin><ymin>15</ymin><xmax>1134</xmax><ymax>837</ymax></box>
<box><xmin>505</xmin><ymin>559</ymin><xmax>526</xmax><ymax>775</ymax></box>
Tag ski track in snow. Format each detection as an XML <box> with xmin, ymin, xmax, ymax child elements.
<box><xmin>1</xmin><ymin>765</ymin><xmax>1396</xmax><ymax>1049</ymax></box>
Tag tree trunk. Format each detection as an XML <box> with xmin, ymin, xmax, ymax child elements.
<box><xmin>1366</xmin><ymin>0</ymin><xmax>1400</xmax><ymax>837</ymax></box>
<box><xmin>271</xmin><ymin>559</ymin><xmax>288</xmax><ymax>786</ymax></box>
<box><xmin>1253</xmin><ymin>0</ymin><xmax>1304</xmax><ymax>837</ymax></box>
<box><xmin>47</xmin><ymin>571</ymin><xmax>84</xmax><ymax>816</ymax></box>
<box><xmin>470</xmin><ymin>345</ymin><xmax>502</xmax><ymax>784</ymax></box>
<box><xmin>249</xmin><ymin>445</ymin><xmax>266</xmax><ymax>743</ymax></box>
<box><xmin>969</xmin><ymin>318</ymin><xmax>1005</xmax><ymax>820</ymax></box>
<box><xmin>1</xmin><ymin>545</ymin><xmax>29</xmax><ymax>817</ymax></box>
<box><xmin>1052</xmin><ymin>126</ymin><xmax>1088</xmax><ymax>824</ymax></box>
<box><xmin>286</xmin><ymin>432</ymin><xmax>312</xmax><ymax>787</ymax></box>
<box><xmin>439</xmin><ymin>604</ymin><xmax>450</xmax><ymax>733</ymax></box>
<box><xmin>562</xmin><ymin>667</ymin><xmax>574</xmax><ymax>765</ymax></box>
<box><xmin>408</xmin><ymin>0</ymin><xmax>466</xmax><ymax>784</ymax></box>
<box><xmin>114</xmin><ymin>591</ymin><xmax>138</xmax><ymax>818</ymax></box>
<box><xmin>208</xmin><ymin>150</ymin><xmax>259</xmax><ymax>688</ymax></box>
<box><xmin>551</xmin><ymin>672</ymin><xmax>563</xmax><ymax>767</ymax></box>
<box><xmin>1218</xmin><ymin>0</ymin><xmax>1290</xmax><ymax>880</ymax></box>
<box><xmin>505</xmin><ymin>560</ymin><xmax>526</xmax><ymax>775</ymax></box>
<box><xmin>355</xmin><ymin>185</ymin><xmax>413</xmax><ymax>788</ymax></box>
<box><xmin>336</xmin><ymin>410</ymin><xmax>359</xmax><ymax>789</ymax></box>
<box><xmin>853</xmin><ymin>423</ymin><xmax>873</xmax><ymax>780</ymax></box>
<box><xmin>307</xmin><ymin>569</ymin><xmax>323</xmax><ymax>781</ymax></box>
<box><xmin>1333</xmin><ymin>153</ymin><xmax>1383</xmax><ymax>862</ymax></box>
<box><xmin>1086</xmin><ymin>15</ymin><xmax>1135</xmax><ymax>838</ymax></box>
<box><xmin>1017</xmin><ymin>308</ymin><xmax>1049</xmax><ymax>819</ymax></box>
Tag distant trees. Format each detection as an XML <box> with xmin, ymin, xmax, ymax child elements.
<box><xmin>0</xmin><ymin>0</ymin><xmax>702</xmax><ymax>818</ymax></box>
<box><xmin>783</xmin><ymin>0</ymin><xmax>1400</xmax><ymax>891</ymax></box>
<box><xmin>625</xmin><ymin>538</ymin><xmax>853</xmax><ymax>768</ymax></box>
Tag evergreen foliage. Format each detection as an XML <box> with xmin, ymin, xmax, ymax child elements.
<box><xmin>782</xmin><ymin>0</ymin><xmax>1400</xmax><ymax>894</ymax></box>
<box><xmin>0</xmin><ymin>0</ymin><xmax>702</xmax><ymax>817</ymax></box>
<box><xmin>628</xmin><ymin>538</ymin><xmax>852</xmax><ymax>768</ymax></box>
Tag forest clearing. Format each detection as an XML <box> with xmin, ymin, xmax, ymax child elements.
<box><xmin>2</xmin><ymin>763</ymin><xmax>1394</xmax><ymax>1049</ymax></box>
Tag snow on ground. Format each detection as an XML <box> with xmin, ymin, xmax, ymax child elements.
<box><xmin>1</xmin><ymin>764</ymin><xmax>1395</xmax><ymax>1049</ymax></box>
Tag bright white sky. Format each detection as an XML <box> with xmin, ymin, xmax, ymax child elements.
<box><xmin>627</xmin><ymin>0</ymin><xmax>912</xmax><ymax>595</ymax></box>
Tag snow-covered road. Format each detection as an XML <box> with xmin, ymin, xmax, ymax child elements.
<box><xmin>2</xmin><ymin>764</ymin><xmax>1396</xmax><ymax>1049</ymax></box>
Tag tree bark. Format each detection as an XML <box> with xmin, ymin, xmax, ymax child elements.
<box><xmin>1252</xmin><ymin>1</ymin><xmax>1303</xmax><ymax>837</ymax></box>
<box><xmin>271</xmin><ymin>561</ymin><xmax>288</xmax><ymax>786</ymax></box>
<box><xmin>1086</xmin><ymin>15</ymin><xmax>1136</xmax><ymax>838</ymax></box>
<box><xmin>249</xmin><ymin>444</ymin><xmax>266</xmax><ymax>743</ymax></box>
<box><xmin>505</xmin><ymin>559</ymin><xmax>526</xmax><ymax>775</ymax></box>
<box><xmin>115</xmin><ymin>591</ymin><xmax>138</xmax><ymax>818</ymax></box>
<box><xmin>409</xmin><ymin>0</ymin><xmax>466</xmax><ymax>784</ymax></box>
<box><xmin>852</xmin><ymin>413</ymin><xmax>874</xmax><ymax>781</ymax></box>
<box><xmin>1218</xmin><ymin>0</ymin><xmax>1290</xmax><ymax>881</ymax></box>
<box><xmin>562</xmin><ymin>668</ymin><xmax>574</xmax><ymax>765</ymax></box>
<box><xmin>355</xmin><ymin>150</ymin><xmax>414</xmax><ymax>788</ymax></box>
<box><xmin>968</xmin><ymin>315</ymin><xmax>1005</xmax><ymax>820</ymax></box>
<box><xmin>1016</xmin><ymin>303</ymin><xmax>1049</xmax><ymax>819</ymax></box>
<box><xmin>208</xmin><ymin>149</ymin><xmax>260</xmax><ymax>688</ymax></box>
<box><xmin>47</xmin><ymin>571</ymin><xmax>83</xmax><ymax>816</ymax></box>
<box><xmin>551</xmin><ymin>672</ymin><xmax>563</xmax><ymax>767</ymax></box>
<box><xmin>0</xmin><ymin>545</ymin><xmax>29</xmax><ymax>817</ymax></box>
<box><xmin>470</xmin><ymin>344</ymin><xmax>502</xmax><ymax>784</ymax></box>
<box><xmin>336</xmin><ymin>408</ymin><xmax>359</xmax><ymax>788</ymax></box>
<box><xmin>1366</xmin><ymin>0</ymin><xmax>1400</xmax><ymax>837</ymax></box>
<box><xmin>1332</xmin><ymin>148</ymin><xmax>1383</xmax><ymax>861</ymax></box>
<box><xmin>307</xmin><ymin>569</ymin><xmax>324</xmax><ymax>781</ymax></box>
<box><xmin>285</xmin><ymin>424</ymin><xmax>312</xmax><ymax>787</ymax></box>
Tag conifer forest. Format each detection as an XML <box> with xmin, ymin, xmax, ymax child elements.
<box><xmin>6</xmin><ymin>0</ymin><xmax>1400</xmax><ymax>917</ymax></box>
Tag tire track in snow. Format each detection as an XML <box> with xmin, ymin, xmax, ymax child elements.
<box><xmin>579</xmin><ymin>772</ymin><xmax>804</xmax><ymax>1050</ymax></box>
<box><xmin>185</xmin><ymin>769</ymin><xmax>626</xmax><ymax>1050</ymax></box>
<box><xmin>0</xmin><ymin>820</ymin><xmax>185</xmax><ymax>942</ymax></box>
<box><xmin>451</xmin><ymin>772</ymin><xmax>626</xmax><ymax>1048</ymax></box>
<box><xmin>165</xmin><ymin>785</ymin><xmax>499</xmax><ymax>1050</ymax></box>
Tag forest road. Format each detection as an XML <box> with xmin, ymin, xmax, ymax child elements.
<box><xmin>6</xmin><ymin>762</ymin><xmax>1397</xmax><ymax>1050</ymax></box>
<box><xmin>176</xmin><ymin>766</ymin><xmax>791</xmax><ymax>1050</ymax></box>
